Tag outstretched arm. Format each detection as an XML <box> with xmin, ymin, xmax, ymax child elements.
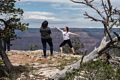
<box><xmin>56</xmin><ymin>27</ymin><xmax>63</xmax><ymax>32</ymax></box>
<box><xmin>69</xmin><ymin>32</ymin><xmax>80</xmax><ymax>36</ymax></box>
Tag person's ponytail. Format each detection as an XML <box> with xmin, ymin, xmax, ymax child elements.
<box><xmin>66</xmin><ymin>27</ymin><xmax>69</xmax><ymax>32</ymax></box>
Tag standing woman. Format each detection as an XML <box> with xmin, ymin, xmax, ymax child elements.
<box><xmin>40</xmin><ymin>20</ymin><xmax>53</xmax><ymax>58</ymax></box>
<box><xmin>56</xmin><ymin>26</ymin><xmax>79</xmax><ymax>54</ymax></box>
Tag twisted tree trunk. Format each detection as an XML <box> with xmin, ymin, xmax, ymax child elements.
<box><xmin>0</xmin><ymin>38</ymin><xmax>12</xmax><ymax>72</ymax></box>
<box><xmin>0</xmin><ymin>19</ymin><xmax>12</xmax><ymax>72</ymax></box>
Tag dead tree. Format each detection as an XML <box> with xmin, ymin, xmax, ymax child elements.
<box><xmin>51</xmin><ymin>0</ymin><xmax>120</xmax><ymax>79</ymax></box>
<box><xmin>70</xmin><ymin>0</ymin><xmax>120</xmax><ymax>63</ymax></box>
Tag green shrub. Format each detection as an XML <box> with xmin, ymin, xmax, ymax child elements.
<box><xmin>64</xmin><ymin>60</ymin><xmax>120</xmax><ymax>80</ymax></box>
<box><xmin>29</xmin><ymin>44</ymin><xmax>38</xmax><ymax>51</ymax></box>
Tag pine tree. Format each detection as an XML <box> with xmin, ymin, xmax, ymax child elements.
<box><xmin>0</xmin><ymin>0</ymin><xmax>28</xmax><ymax>71</ymax></box>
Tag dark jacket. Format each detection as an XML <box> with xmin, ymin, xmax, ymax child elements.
<box><xmin>40</xmin><ymin>27</ymin><xmax>51</xmax><ymax>39</ymax></box>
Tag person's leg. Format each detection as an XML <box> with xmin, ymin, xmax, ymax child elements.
<box><xmin>71</xmin><ymin>47</ymin><xmax>75</xmax><ymax>54</ymax></box>
<box><xmin>67</xmin><ymin>39</ymin><xmax>75</xmax><ymax>54</ymax></box>
<box><xmin>47</xmin><ymin>38</ymin><xmax>53</xmax><ymax>56</ymax></box>
<box><xmin>59</xmin><ymin>40</ymin><xmax>67</xmax><ymax>54</ymax></box>
<box><xmin>41</xmin><ymin>39</ymin><xmax>47</xmax><ymax>57</ymax></box>
<box><xmin>60</xmin><ymin>47</ymin><xmax>63</xmax><ymax>53</ymax></box>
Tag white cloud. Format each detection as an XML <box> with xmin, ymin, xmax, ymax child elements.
<box><xmin>23</xmin><ymin>11</ymin><xmax>61</xmax><ymax>21</ymax></box>
<box><xmin>24</xmin><ymin>11</ymin><xmax>53</xmax><ymax>19</ymax></box>
<box><xmin>27</xmin><ymin>15</ymin><xmax>55</xmax><ymax>20</ymax></box>
<box><xmin>24</xmin><ymin>11</ymin><xmax>54</xmax><ymax>16</ymax></box>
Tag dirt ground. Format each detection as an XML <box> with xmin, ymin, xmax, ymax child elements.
<box><xmin>7</xmin><ymin>50</ymin><xmax>81</xmax><ymax>80</ymax></box>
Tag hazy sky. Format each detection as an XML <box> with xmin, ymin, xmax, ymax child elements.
<box><xmin>16</xmin><ymin>0</ymin><xmax>120</xmax><ymax>28</ymax></box>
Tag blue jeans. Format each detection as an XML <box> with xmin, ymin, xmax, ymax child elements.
<box><xmin>41</xmin><ymin>38</ymin><xmax>53</xmax><ymax>57</ymax></box>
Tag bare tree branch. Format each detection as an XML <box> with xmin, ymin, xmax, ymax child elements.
<box><xmin>70</xmin><ymin>0</ymin><xmax>86</xmax><ymax>4</ymax></box>
<box><xmin>113</xmin><ymin>32</ymin><xmax>120</xmax><ymax>40</ymax></box>
<box><xmin>109</xmin><ymin>20</ymin><xmax>118</xmax><ymax>29</ymax></box>
<box><xmin>107</xmin><ymin>0</ymin><xmax>112</xmax><ymax>15</ymax></box>
<box><xmin>71</xmin><ymin>0</ymin><xmax>105</xmax><ymax>20</ymax></box>
<box><xmin>102</xmin><ymin>0</ymin><xmax>108</xmax><ymax>17</ymax></box>
<box><xmin>84</xmin><ymin>12</ymin><xmax>103</xmax><ymax>22</ymax></box>
<box><xmin>71</xmin><ymin>0</ymin><xmax>120</xmax><ymax>59</ymax></box>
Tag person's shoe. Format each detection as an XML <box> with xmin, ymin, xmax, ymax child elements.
<box><xmin>42</xmin><ymin>55</ymin><xmax>47</xmax><ymax>58</ymax></box>
<box><xmin>50</xmin><ymin>53</ymin><xmax>53</xmax><ymax>56</ymax></box>
<box><xmin>73</xmin><ymin>53</ymin><xmax>76</xmax><ymax>55</ymax></box>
